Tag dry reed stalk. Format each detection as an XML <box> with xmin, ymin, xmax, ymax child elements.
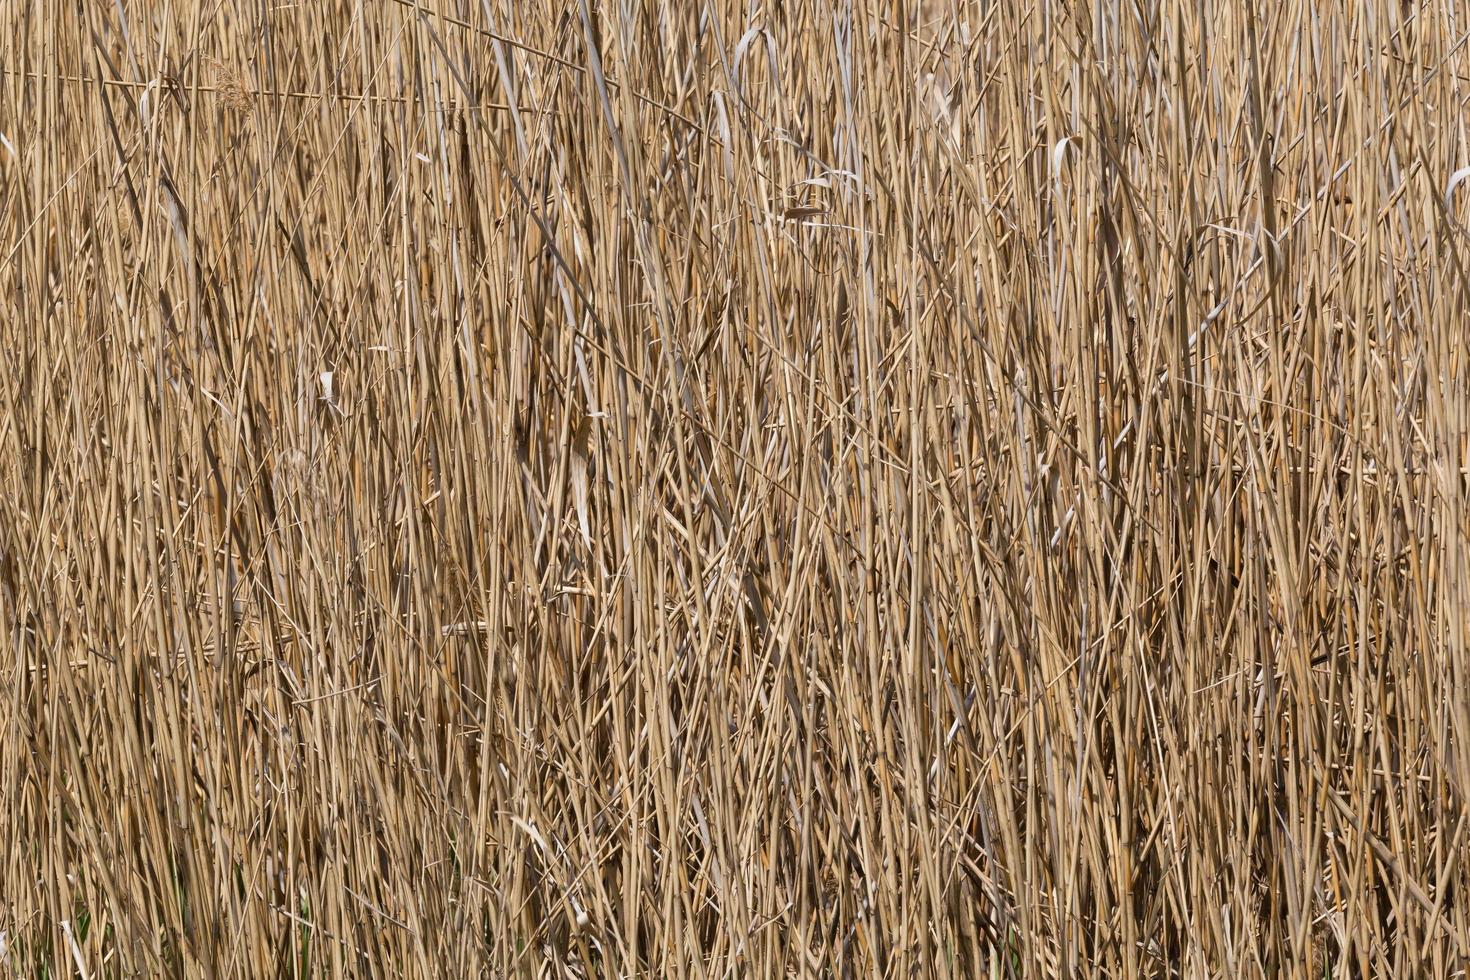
<box><xmin>2</xmin><ymin>1</ymin><xmax>1469</xmax><ymax>977</ymax></box>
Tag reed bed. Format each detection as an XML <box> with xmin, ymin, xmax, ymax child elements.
<box><xmin>2</xmin><ymin>0</ymin><xmax>1469</xmax><ymax>976</ymax></box>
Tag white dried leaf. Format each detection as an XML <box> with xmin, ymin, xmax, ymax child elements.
<box><xmin>1051</xmin><ymin>137</ymin><xmax>1073</xmax><ymax>183</ymax></box>
<box><xmin>1446</xmin><ymin>166</ymin><xmax>1470</xmax><ymax>209</ymax></box>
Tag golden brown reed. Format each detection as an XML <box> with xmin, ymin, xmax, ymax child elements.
<box><xmin>2</xmin><ymin>1</ymin><xmax>1469</xmax><ymax>977</ymax></box>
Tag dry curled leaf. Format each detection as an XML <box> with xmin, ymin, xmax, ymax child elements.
<box><xmin>571</xmin><ymin>413</ymin><xmax>593</xmax><ymax>549</ymax></box>
<box><xmin>781</xmin><ymin>204</ymin><xmax>828</xmax><ymax>221</ymax></box>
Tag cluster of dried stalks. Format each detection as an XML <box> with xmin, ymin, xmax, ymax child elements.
<box><xmin>2</xmin><ymin>0</ymin><xmax>1468</xmax><ymax>976</ymax></box>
